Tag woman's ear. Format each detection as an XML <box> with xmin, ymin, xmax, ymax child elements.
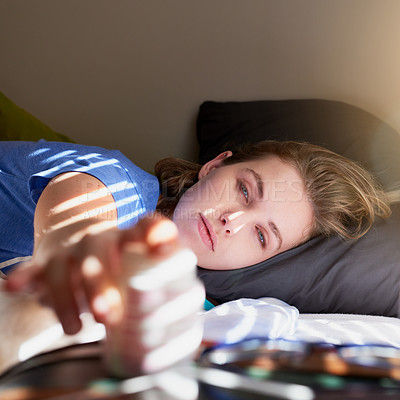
<box><xmin>198</xmin><ymin>151</ymin><xmax>233</xmax><ymax>180</ymax></box>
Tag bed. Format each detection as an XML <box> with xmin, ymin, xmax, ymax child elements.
<box><xmin>1</xmin><ymin>93</ymin><xmax>400</xmax><ymax>398</ymax></box>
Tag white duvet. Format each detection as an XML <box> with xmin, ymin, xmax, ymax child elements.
<box><xmin>201</xmin><ymin>297</ymin><xmax>400</xmax><ymax>347</ymax></box>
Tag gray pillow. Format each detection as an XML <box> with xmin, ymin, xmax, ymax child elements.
<box><xmin>196</xmin><ymin>100</ymin><xmax>400</xmax><ymax>317</ymax></box>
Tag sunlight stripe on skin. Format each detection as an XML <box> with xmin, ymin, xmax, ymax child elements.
<box><xmin>48</xmin><ymin>204</ymin><xmax>117</xmax><ymax>233</ymax></box>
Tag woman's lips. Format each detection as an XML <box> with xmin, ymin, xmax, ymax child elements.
<box><xmin>198</xmin><ymin>214</ymin><xmax>217</xmax><ymax>251</ymax></box>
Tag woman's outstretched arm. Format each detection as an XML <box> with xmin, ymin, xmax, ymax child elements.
<box><xmin>5</xmin><ymin>172</ymin><xmax>201</xmax><ymax>337</ymax></box>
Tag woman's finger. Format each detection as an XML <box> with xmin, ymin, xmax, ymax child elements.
<box><xmin>78</xmin><ymin>233</ymin><xmax>124</xmax><ymax>326</ymax></box>
<box><xmin>44</xmin><ymin>256</ymin><xmax>82</xmax><ymax>335</ymax></box>
<box><xmin>80</xmin><ymin>254</ymin><xmax>123</xmax><ymax>326</ymax></box>
<box><xmin>4</xmin><ymin>261</ymin><xmax>40</xmax><ymax>292</ymax></box>
<box><xmin>120</xmin><ymin>214</ymin><xmax>180</xmax><ymax>256</ymax></box>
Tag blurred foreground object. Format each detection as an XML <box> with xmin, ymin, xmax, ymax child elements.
<box><xmin>104</xmin><ymin>245</ymin><xmax>205</xmax><ymax>377</ymax></box>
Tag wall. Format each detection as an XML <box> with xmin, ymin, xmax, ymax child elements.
<box><xmin>1</xmin><ymin>0</ymin><xmax>400</xmax><ymax>171</ymax></box>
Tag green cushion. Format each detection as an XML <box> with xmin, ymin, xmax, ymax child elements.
<box><xmin>0</xmin><ymin>91</ymin><xmax>74</xmax><ymax>143</ymax></box>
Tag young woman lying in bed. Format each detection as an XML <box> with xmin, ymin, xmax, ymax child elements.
<box><xmin>3</xmin><ymin>139</ymin><xmax>395</xmax><ymax>310</ymax></box>
<box><xmin>1</xmin><ymin>138</ymin><xmax>398</xmax><ymax>373</ymax></box>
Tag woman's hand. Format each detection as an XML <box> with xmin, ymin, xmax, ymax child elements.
<box><xmin>4</xmin><ymin>214</ymin><xmax>188</xmax><ymax>335</ymax></box>
<box><xmin>4</xmin><ymin>170</ymin><xmax>205</xmax><ymax>375</ymax></box>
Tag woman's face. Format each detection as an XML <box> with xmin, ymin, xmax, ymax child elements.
<box><xmin>172</xmin><ymin>152</ymin><xmax>314</xmax><ymax>270</ymax></box>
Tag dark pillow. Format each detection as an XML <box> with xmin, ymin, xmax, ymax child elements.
<box><xmin>196</xmin><ymin>100</ymin><xmax>400</xmax><ymax>317</ymax></box>
<box><xmin>197</xmin><ymin>100</ymin><xmax>400</xmax><ymax>190</ymax></box>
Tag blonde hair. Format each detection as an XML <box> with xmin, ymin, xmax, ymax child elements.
<box><xmin>155</xmin><ymin>140</ymin><xmax>394</xmax><ymax>240</ymax></box>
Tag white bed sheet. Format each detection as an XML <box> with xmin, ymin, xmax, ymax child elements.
<box><xmin>201</xmin><ymin>297</ymin><xmax>400</xmax><ymax>348</ymax></box>
<box><xmin>290</xmin><ymin>313</ymin><xmax>400</xmax><ymax>347</ymax></box>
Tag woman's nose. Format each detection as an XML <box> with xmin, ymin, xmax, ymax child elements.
<box><xmin>221</xmin><ymin>215</ymin><xmax>230</xmax><ymax>234</ymax></box>
<box><xmin>220</xmin><ymin>211</ymin><xmax>245</xmax><ymax>236</ymax></box>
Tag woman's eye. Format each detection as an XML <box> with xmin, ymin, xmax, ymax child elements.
<box><xmin>240</xmin><ymin>182</ymin><xmax>249</xmax><ymax>201</ymax></box>
<box><xmin>257</xmin><ymin>228</ymin><xmax>265</xmax><ymax>248</ymax></box>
